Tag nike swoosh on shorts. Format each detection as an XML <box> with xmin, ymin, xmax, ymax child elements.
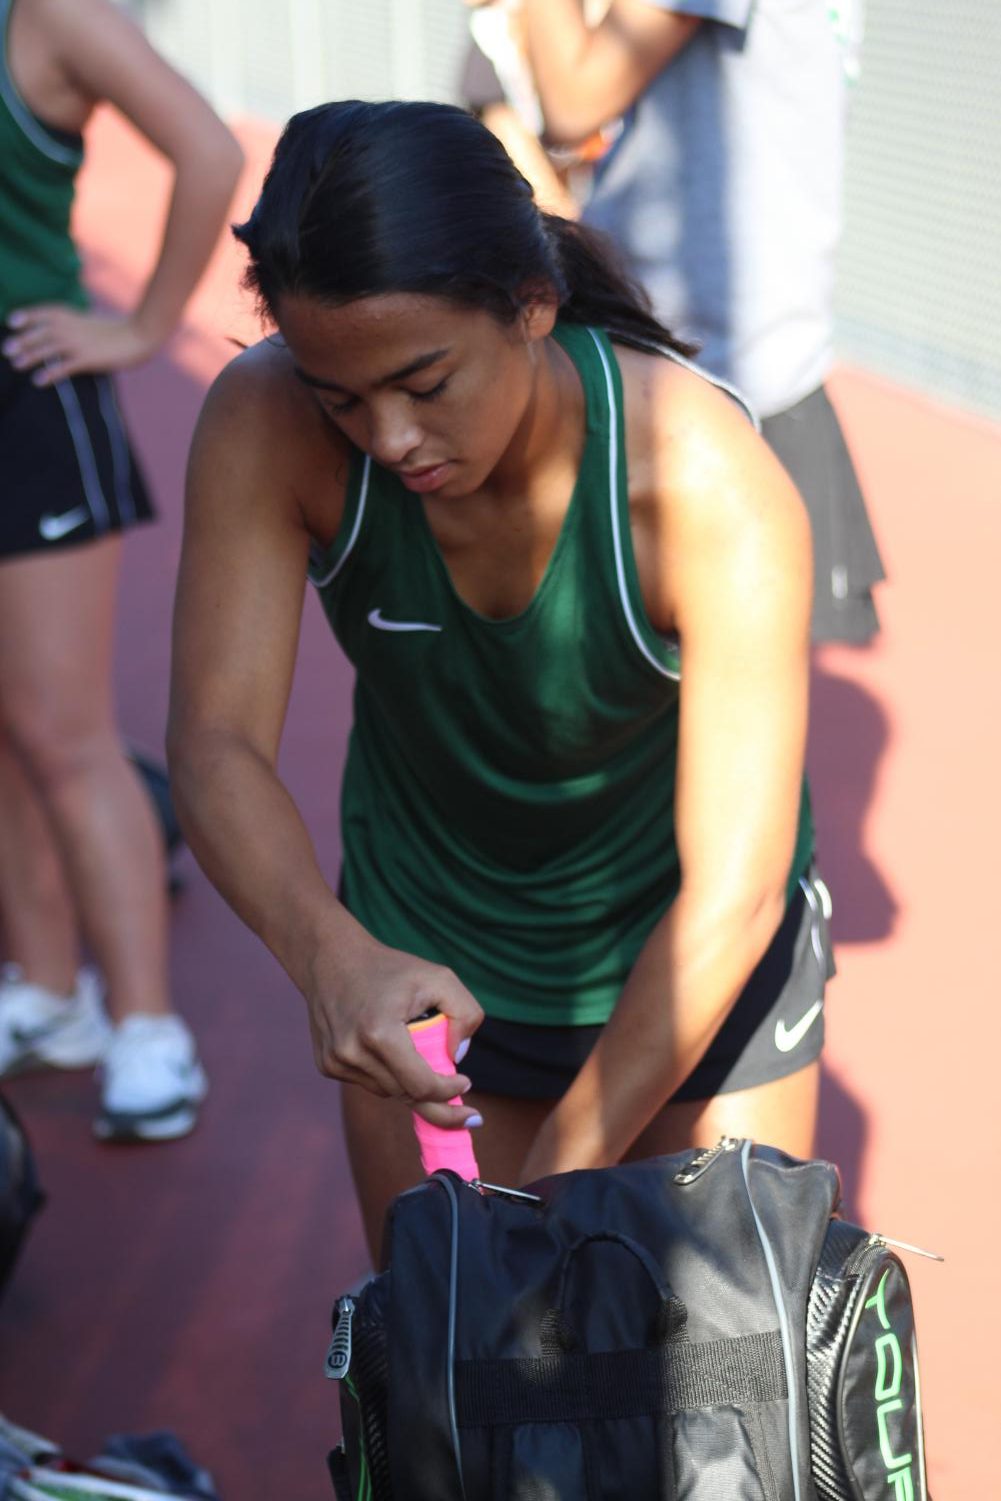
<box><xmin>38</xmin><ymin>506</ymin><xmax>89</xmax><ymax>541</ymax></box>
<box><xmin>367</xmin><ymin>607</ymin><xmax>442</xmax><ymax>633</ymax></box>
<box><xmin>774</xmin><ymin>999</ymin><xmax>823</xmax><ymax>1053</ymax></box>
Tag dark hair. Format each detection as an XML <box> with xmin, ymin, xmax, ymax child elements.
<box><xmin>233</xmin><ymin>99</ymin><xmax>695</xmax><ymax>357</ymax></box>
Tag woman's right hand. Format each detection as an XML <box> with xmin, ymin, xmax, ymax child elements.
<box><xmin>305</xmin><ymin>937</ymin><xmax>484</xmax><ymax>1130</ymax></box>
<box><xmin>3</xmin><ymin>306</ymin><xmax>162</xmax><ymax>386</ymax></box>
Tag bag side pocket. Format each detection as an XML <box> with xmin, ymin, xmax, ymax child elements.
<box><xmin>807</xmin><ymin>1219</ymin><xmax>929</xmax><ymax>1501</ymax></box>
<box><xmin>837</xmin><ymin>1254</ymin><xmax>927</xmax><ymax>1500</ymax></box>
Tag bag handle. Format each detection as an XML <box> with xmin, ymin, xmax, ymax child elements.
<box><xmin>543</xmin><ymin>1231</ymin><xmax>688</xmax><ymax>1353</ymax></box>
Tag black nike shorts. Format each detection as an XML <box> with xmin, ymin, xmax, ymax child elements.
<box><xmin>461</xmin><ymin>867</ymin><xmax>835</xmax><ymax>1103</ymax></box>
<box><xmin>0</xmin><ymin>347</ymin><xmax>154</xmax><ymax>560</ymax></box>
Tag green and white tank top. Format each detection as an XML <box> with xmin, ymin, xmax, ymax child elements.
<box><xmin>0</xmin><ymin>0</ymin><xmax>86</xmax><ymax>324</ymax></box>
<box><xmin>310</xmin><ymin>322</ymin><xmax>814</xmax><ymax>1025</ymax></box>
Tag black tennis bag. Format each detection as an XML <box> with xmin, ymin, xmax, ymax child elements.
<box><xmin>0</xmin><ymin>1091</ymin><xmax>45</xmax><ymax>1300</ymax></box>
<box><xmin>326</xmin><ymin>1139</ymin><xmax>930</xmax><ymax>1500</ymax></box>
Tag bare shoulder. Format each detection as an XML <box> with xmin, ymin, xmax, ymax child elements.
<box><xmin>617</xmin><ymin>343</ymin><xmax>808</xmax><ymax>530</ymax></box>
<box><xmin>30</xmin><ymin>0</ymin><xmax>239</xmax><ymax>153</ymax></box>
<box><xmin>27</xmin><ymin>0</ymin><xmax>136</xmax><ymax>64</ymax></box>
<box><xmin>20</xmin><ymin>0</ymin><xmax>72</xmax><ymax>27</ymax></box>
<box><xmin>613</xmin><ymin>341</ymin><xmax>811</xmax><ymax>630</ymax></box>
<box><xmin>197</xmin><ymin>337</ymin><xmax>316</xmax><ymax>442</ymax></box>
<box><xmin>191</xmin><ymin>338</ymin><xmax>351</xmax><ymax>539</ymax></box>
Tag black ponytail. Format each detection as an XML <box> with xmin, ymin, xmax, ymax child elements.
<box><xmin>234</xmin><ymin>100</ymin><xmax>693</xmax><ymax>358</ymax></box>
<box><xmin>541</xmin><ymin>213</ymin><xmax>696</xmax><ymax>358</ymax></box>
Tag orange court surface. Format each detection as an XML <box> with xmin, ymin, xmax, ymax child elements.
<box><xmin>1</xmin><ymin>111</ymin><xmax>998</xmax><ymax>1499</ymax></box>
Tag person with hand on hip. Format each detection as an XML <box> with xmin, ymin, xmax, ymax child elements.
<box><xmin>0</xmin><ymin>0</ymin><xmax>243</xmax><ymax>1140</ymax></box>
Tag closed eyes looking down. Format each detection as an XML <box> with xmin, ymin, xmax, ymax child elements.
<box><xmin>325</xmin><ymin>378</ymin><xmax>451</xmax><ymax>416</ymax></box>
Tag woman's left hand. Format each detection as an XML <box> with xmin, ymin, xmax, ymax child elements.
<box><xmin>2</xmin><ymin>305</ymin><xmax>160</xmax><ymax>385</ymax></box>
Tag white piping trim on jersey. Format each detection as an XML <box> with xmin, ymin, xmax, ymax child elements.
<box><xmin>52</xmin><ymin>377</ymin><xmax>109</xmax><ymax>532</ymax></box>
<box><xmin>96</xmin><ymin>376</ymin><xmax>135</xmax><ymax>523</ymax></box>
<box><xmin>616</xmin><ymin>331</ymin><xmax>761</xmax><ymax>431</ymax></box>
<box><xmin>0</xmin><ymin>2</ymin><xmax>83</xmax><ymax>167</ymax></box>
<box><xmin>586</xmin><ymin>328</ymin><xmax>680</xmax><ymax>683</ymax></box>
<box><xmin>309</xmin><ymin>454</ymin><xmax>370</xmax><ymax>588</ymax></box>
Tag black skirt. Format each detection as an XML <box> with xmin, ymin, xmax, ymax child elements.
<box><xmin>762</xmin><ymin>384</ymin><xmax>885</xmax><ymax>645</ymax></box>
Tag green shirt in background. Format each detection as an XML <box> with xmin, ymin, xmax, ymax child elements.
<box><xmin>310</xmin><ymin>321</ymin><xmax>814</xmax><ymax>1026</ymax></box>
<box><xmin>0</xmin><ymin>0</ymin><xmax>87</xmax><ymax>325</ymax></box>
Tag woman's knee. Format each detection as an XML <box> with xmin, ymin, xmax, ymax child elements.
<box><xmin>0</xmin><ymin>692</ymin><xmax>118</xmax><ymax>795</ymax></box>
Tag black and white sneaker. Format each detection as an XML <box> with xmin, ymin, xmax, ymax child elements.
<box><xmin>95</xmin><ymin>1013</ymin><xmax>208</xmax><ymax>1142</ymax></box>
<box><xmin>0</xmin><ymin>965</ymin><xmax>110</xmax><ymax>1076</ymax></box>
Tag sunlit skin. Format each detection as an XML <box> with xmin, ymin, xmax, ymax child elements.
<box><xmin>278</xmin><ymin>293</ymin><xmax>546</xmax><ymax>491</ymax></box>
<box><xmin>276</xmin><ymin>291</ymin><xmax>590</xmax><ymax>619</ymax></box>
<box><xmin>170</xmin><ymin>284</ymin><xmax>815</xmax><ymax>1260</ymax></box>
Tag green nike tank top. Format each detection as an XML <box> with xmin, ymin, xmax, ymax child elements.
<box><xmin>0</xmin><ymin>0</ymin><xmax>87</xmax><ymax>324</ymax></box>
<box><xmin>310</xmin><ymin>322</ymin><xmax>814</xmax><ymax>1025</ymax></box>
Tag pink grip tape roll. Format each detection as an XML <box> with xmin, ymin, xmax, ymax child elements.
<box><xmin>408</xmin><ymin>1012</ymin><xmax>480</xmax><ymax>1180</ymax></box>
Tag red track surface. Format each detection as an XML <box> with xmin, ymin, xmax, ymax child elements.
<box><xmin>1</xmin><ymin>111</ymin><xmax>997</xmax><ymax>1498</ymax></box>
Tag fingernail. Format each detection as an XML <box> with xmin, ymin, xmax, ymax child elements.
<box><xmin>454</xmin><ymin>1038</ymin><xmax>470</xmax><ymax>1064</ymax></box>
<box><xmin>465</xmin><ymin>1113</ymin><xmax>483</xmax><ymax>1129</ymax></box>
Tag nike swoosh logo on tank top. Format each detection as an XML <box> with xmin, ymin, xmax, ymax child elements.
<box><xmin>367</xmin><ymin>607</ymin><xmax>442</xmax><ymax>633</ymax></box>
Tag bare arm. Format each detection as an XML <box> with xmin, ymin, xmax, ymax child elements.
<box><xmin>168</xmin><ymin>351</ymin><xmax>482</xmax><ymax>1125</ymax></box>
<box><xmin>521</xmin><ymin>363</ymin><xmax>812</xmax><ymax>1177</ymax></box>
<box><xmin>481</xmin><ymin>102</ymin><xmax>581</xmax><ymax>218</ymax></box>
<box><xmin>522</xmin><ymin>0</ymin><xmax>700</xmax><ymax>144</ymax></box>
<box><xmin>5</xmin><ymin>0</ymin><xmax>243</xmax><ymax>383</ymax></box>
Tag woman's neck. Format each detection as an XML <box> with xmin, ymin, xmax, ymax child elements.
<box><xmin>419</xmin><ymin>332</ymin><xmax>588</xmax><ymax>618</ymax></box>
<box><xmin>482</xmin><ymin>332</ymin><xmax>585</xmax><ymax>506</ymax></box>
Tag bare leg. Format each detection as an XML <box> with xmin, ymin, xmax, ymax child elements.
<box><xmin>341</xmin><ymin>1063</ymin><xmax>818</xmax><ymax>1265</ymax></box>
<box><xmin>0</xmin><ymin>537</ymin><xmax>169</xmax><ymax>1021</ymax></box>
<box><xmin>340</xmin><ymin>1086</ymin><xmax>425</xmax><ymax>1266</ymax></box>
<box><xmin>340</xmin><ymin>1081</ymin><xmax>550</xmax><ymax>1265</ymax></box>
<box><xmin>624</xmin><ymin>1062</ymin><xmax>820</xmax><ymax>1163</ymax></box>
<box><xmin>0</xmin><ymin>733</ymin><xmax>80</xmax><ymax>994</ymax></box>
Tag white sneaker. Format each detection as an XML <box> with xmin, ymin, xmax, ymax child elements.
<box><xmin>95</xmin><ymin>1012</ymin><xmax>208</xmax><ymax>1142</ymax></box>
<box><xmin>0</xmin><ymin>965</ymin><xmax>110</xmax><ymax>1076</ymax></box>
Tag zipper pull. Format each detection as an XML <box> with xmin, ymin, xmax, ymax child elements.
<box><xmin>325</xmin><ymin>1295</ymin><xmax>355</xmax><ymax>1380</ymax></box>
<box><xmin>874</xmin><ymin>1233</ymin><xmax>945</xmax><ymax>1263</ymax></box>
<box><xmin>673</xmin><ymin>1136</ymin><xmax>742</xmax><ymax>1186</ymax></box>
<box><xmin>469</xmin><ymin>1178</ymin><xmax>544</xmax><ymax>1205</ymax></box>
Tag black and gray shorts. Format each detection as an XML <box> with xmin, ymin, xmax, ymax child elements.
<box><xmin>0</xmin><ymin>348</ymin><xmax>154</xmax><ymax>560</ymax></box>
<box><xmin>463</xmin><ymin>868</ymin><xmax>835</xmax><ymax>1103</ymax></box>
